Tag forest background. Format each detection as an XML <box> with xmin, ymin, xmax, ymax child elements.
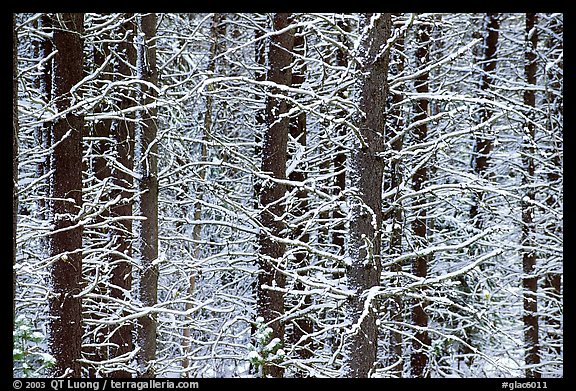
<box><xmin>12</xmin><ymin>12</ymin><xmax>563</xmax><ymax>379</ymax></box>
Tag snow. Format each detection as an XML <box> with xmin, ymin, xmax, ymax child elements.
<box><xmin>13</xmin><ymin>12</ymin><xmax>563</xmax><ymax>379</ymax></box>
<box><xmin>38</xmin><ymin>353</ymin><xmax>56</xmax><ymax>365</ymax></box>
<box><xmin>264</xmin><ymin>338</ymin><xmax>281</xmax><ymax>352</ymax></box>
<box><xmin>32</xmin><ymin>331</ymin><xmax>44</xmax><ymax>340</ymax></box>
<box><xmin>247</xmin><ymin>351</ymin><xmax>261</xmax><ymax>361</ymax></box>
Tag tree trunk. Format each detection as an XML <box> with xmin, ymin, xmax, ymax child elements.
<box><xmin>108</xmin><ymin>14</ymin><xmax>137</xmax><ymax>377</ymax></box>
<box><xmin>287</xmin><ymin>28</ymin><xmax>313</xmax><ymax>364</ymax></box>
<box><xmin>344</xmin><ymin>13</ymin><xmax>391</xmax><ymax>378</ymax></box>
<box><xmin>84</xmin><ymin>19</ymin><xmax>113</xmax><ymax>377</ymax></box>
<box><xmin>257</xmin><ymin>12</ymin><xmax>294</xmax><ymax>378</ymax></box>
<box><xmin>48</xmin><ymin>12</ymin><xmax>85</xmax><ymax>378</ymax></box>
<box><xmin>135</xmin><ymin>13</ymin><xmax>159</xmax><ymax>378</ymax></box>
<box><xmin>410</xmin><ymin>19</ymin><xmax>432</xmax><ymax>379</ymax></box>
<box><xmin>522</xmin><ymin>12</ymin><xmax>541</xmax><ymax>379</ymax></box>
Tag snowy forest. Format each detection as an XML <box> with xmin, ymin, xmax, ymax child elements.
<box><xmin>12</xmin><ymin>13</ymin><xmax>563</xmax><ymax>378</ymax></box>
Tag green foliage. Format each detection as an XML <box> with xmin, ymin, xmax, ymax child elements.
<box><xmin>13</xmin><ymin>315</ymin><xmax>55</xmax><ymax>377</ymax></box>
<box><xmin>248</xmin><ymin>317</ymin><xmax>285</xmax><ymax>377</ymax></box>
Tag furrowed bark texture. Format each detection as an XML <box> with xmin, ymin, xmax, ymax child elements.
<box><xmin>136</xmin><ymin>13</ymin><xmax>159</xmax><ymax>378</ymax></box>
<box><xmin>108</xmin><ymin>14</ymin><xmax>137</xmax><ymax>377</ymax></box>
<box><xmin>257</xmin><ymin>12</ymin><xmax>294</xmax><ymax>378</ymax></box>
<box><xmin>287</xmin><ymin>28</ymin><xmax>313</xmax><ymax>365</ymax></box>
<box><xmin>522</xmin><ymin>12</ymin><xmax>540</xmax><ymax>379</ymax></box>
<box><xmin>345</xmin><ymin>13</ymin><xmax>391</xmax><ymax>378</ymax></box>
<box><xmin>410</xmin><ymin>19</ymin><xmax>432</xmax><ymax>379</ymax></box>
<box><xmin>48</xmin><ymin>13</ymin><xmax>85</xmax><ymax>378</ymax></box>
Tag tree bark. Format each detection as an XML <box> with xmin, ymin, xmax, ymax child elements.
<box><xmin>287</xmin><ymin>28</ymin><xmax>313</xmax><ymax>365</ymax></box>
<box><xmin>84</xmin><ymin>17</ymin><xmax>113</xmax><ymax>377</ymax></box>
<box><xmin>108</xmin><ymin>14</ymin><xmax>137</xmax><ymax>377</ymax></box>
<box><xmin>135</xmin><ymin>13</ymin><xmax>159</xmax><ymax>378</ymax></box>
<box><xmin>522</xmin><ymin>12</ymin><xmax>541</xmax><ymax>379</ymax></box>
<box><xmin>257</xmin><ymin>12</ymin><xmax>294</xmax><ymax>378</ymax></box>
<box><xmin>48</xmin><ymin>12</ymin><xmax>85</xmax><ymax>378</ymax></box>
<box><xmin>344</xmin><ymin>13</ymin><xmax>391</xmax><ymax>378</ymax></box>
<box><xmin>410</xmin><ymin>19</ymin><xmax>432</xmax><ymax>379</ymax></box>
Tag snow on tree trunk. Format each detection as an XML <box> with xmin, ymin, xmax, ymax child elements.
<box><xmin>286</xmin><ymin>28</ymin><xmax>314</xmax><ymax>365</ymax></box>
<box><xmin>522</xmin><ymin>12</ymin><xmax>541</xmax><ymax>379</ymax></box>
<box><xmin>83</xmin><ymin>19</ymin><xmax>113</xmax><ymax>377</ymax></box>
<box><xmin>135</xmin><ymin>13</ymin><xmax>159</xmax><ymax>378</ymax></box>
<box><xmin>344</xmin><ymin>13</ymin><xmax>391</xmax><ymax>378</ymax></box>
<box><xmin>257</xmin><ymin>12</ymin><xmax>294</xmax><ymax>378</ymax></box>
<box><xmin>108</xmin><ymin>14</ymin><xmax>137</xmax><ymax>378</ymax></box>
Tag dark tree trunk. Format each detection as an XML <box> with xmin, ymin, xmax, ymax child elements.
<box><xmin>287</xmin><ymin>28</ymin><xmax>313</xmax><ymax>364</ymax></box>
<box><xmin>522</xmin><ymin>12</ymin><xmax>541</xmax><ymax>379</ymax></box>
<box><xmin>13</xmin><ymin>13</ymin><xmax>19</xmax><ymax>320</ymax></box>
<box><xmin>344</xmin><ymin>13</ymin><xmax>391</xmax><ymax>378</ymax></box>
<box><xmin>253</xmin><ymin>17</ymin><xmax>267</xmax><ymax>209</ymax></box>
<box><xmin>84</xmin><ymin>19</ymin><xmax>113</xmax><ymax>377</ymax></box>
<box><xmin>410</xmin><ymin>20</ymin><xmax>432</xmax><ymax>379</ymax></box>
<box><xmin>470</xmin><ymin>13</ymin><xmax>500</xmax><ymax>230</ymax></box>
<box><xmin>136</xmin><ymin>13</ymin><xmax>159</xmax><ymax>378</ymax></box>
<box><xmin>108</xmin><ymin>14</ymin><xmax>137</xmax><ymax>378</ymax></box>
<box><xmin>48</xmin><ymin>13</ymin><xmax>85</xmax><ymax>378</ymax></box>
<box><xmin>257</xmin><ymin>12</ymin><xmax>294</xmax><ymax>378</ymax></box>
